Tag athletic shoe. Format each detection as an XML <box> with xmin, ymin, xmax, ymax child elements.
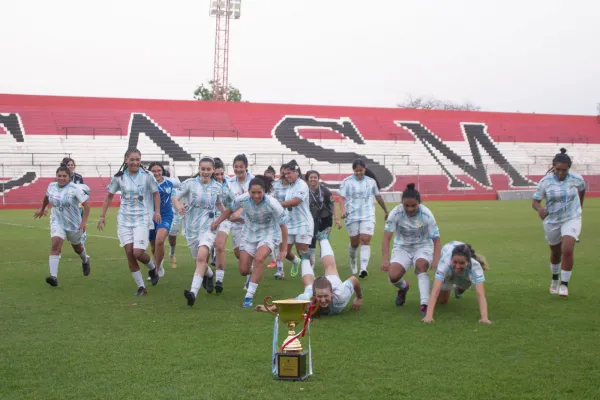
<box><xmin>46</xmin><ymin>276</ymin><xmax>58</xmax><ymax>287</ymax></box>
<box><xmin>549</xmin><ymin>280</ymin><xmax>560</xmax><ymax>295</ymax></box>
<box><xmin>290</xmin><ymin>259</ymin><xmax>300</xmax><ymax>277</ymax></box>
<box><xmin>170</xmin><ymin>255</ymin><xmax>177</xmax><ymax>268</ymax></box>
<box><xmin>204</xmin><ymin>272</ymin><xmax>215</xmax><ymax>294</ymax></box>
<box><xmin>215</xmin><ymin>280</ymin><xmax>223</xmax><ymax>294</ymax></box>
<box><xmin>184</xmin><ymin>290</ymin><xmax>196</xmax><ymax>306</ymax></box>
<box><xmin>350</xmin><ymin>259</ymin><xmax>357</xmax><ymax>275</ymax></box>
<box><xmin>242</xmin><ymin>297</ymin><xmax>253</xmax><ymax>308</ymax></box>
<box><xmin>316</xmin><ymin>227</ymin><xmax>331</xmax><ymax>241</ymax></box>
<box><xmin>135</xmin><ymin>286</ymin><xmax>148</xmax><ymax>296</ymax></box>
<box><xmin>158</xmin><ymin>266</ymin><xmax>165</xmax><ymax>278</ymax></box>
<box><xmin>395</xmin><ymin>282</ymin><xmax>410</xmax><ymax>307</ymax></box>
<box><xmin>558</xmin><ymin>284</ymin><xmax>568</xmax><ymax>297</ymax></box>
<box><xmin>359</xmin><ymin>270</ymin><xmax>368</xmax><ymax>279</ymax></box>
<box><xmin>148</xmin><ymin>268</ymin><xmax>160</xmax><ymax>286</ymax></box>
<box><xmin>82</xmin><ymin>257</ymin><xmax>91</xmax><ymax>276</ymax></box>
<box><xmin>274</xmin><ymin>270</ymin><xmax>284</xmax><ymax>280</ymax></box>
<box><xmin>267</xmin><ymin>261</ymin><xmax>277</xmax><ymax>268</ymax></box>
<box><xmin>420</xmin><ymin>304</ymin><xmax>428</xmax><ymax>317</ymax></box>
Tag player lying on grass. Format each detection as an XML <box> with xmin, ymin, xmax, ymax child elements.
<box><xmin>256</xmin><ymin>230</ymin><xmax>363</xmax><ymax>315</ymax></box>
<box><xmin>422</xmin><ymin>241</ymin><xmax>491</xmax><ymax>324</ymax></box>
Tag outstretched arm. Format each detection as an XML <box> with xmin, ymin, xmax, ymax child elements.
<box><xmin>97</xmin><ymin>193</ymin><xmax>114</xmax><ymax>230</ymax></box>
<box><xmin>423</xmin><ymin>279</ymin><xmax>444</xmax><ymax>323</ymax></box>
<box><xmin>474</xmin><ymin>282</ymin><xmax>491</xmax><ymax>324</ymax></box>
<box><xmin>349</xmin><ymin>276</ymin><xmax>363</xmax><ymax>310</ymax></box>
<box><xmin>34</xmin><ymin>195</ymin><xmax>50</xmax><ymax>218</ymax></box>
<box><xmin>375</xmin><ymin>194</ymin><xmax>388</xmax><ymax>220</ymax></box>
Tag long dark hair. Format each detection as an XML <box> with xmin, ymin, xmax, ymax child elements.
<box><xmin>193</xmin><ymin>156</ymin><xmax>216</xmax><ymax>178</ymax></box>
<box><xmin>56</xmin><ymin>165</ymin><xmax>71</xmax><ymax>178</ymax></box>
<box><xmin>546</xmin><ymin>148</ymin><xmax>572</xmax><ymax>175</ymax></box>
<box><xmin>451</xmin><ymin>243</ymin><xmax>488</xmax><ymax>270</ymax></box>
<box><xmin>283</xmin><ymin>159</ymin><xmax>302</xmax><ymax>178</ymax></box>
<box><xmin>114</xmin><ymin>148</ymin><xmax>145</xmax><ymax>179</ymax></box>
<box><xmin>148</xmin><ymin>162</ymin><xmax>169</xmax><ymax>178</ymax></box>
<box><xmin>249</xmin><ymin>174</ymin><xmax>274</xmax><ymax>194</ymax></box>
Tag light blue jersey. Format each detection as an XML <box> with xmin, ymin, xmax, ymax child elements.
<box><xmin>107</xmin><ymin>169</ymin><xmax>159</xmax><ymax>229</ymax></box>
<box><xmin>533</xmin><ymin>172</ymin><xmax>585</xmax><ymax>225</ymax></box>
<box><xmin>338</xmin><ymin>175</ymin><xmax>379</xmax><ymax>224</ymax></box>
<box><xmin>226</xmin><ymin>173</ymin><xmax>254</xmax><ymax>227</ymax></box>
<box><xmin>46</xmin><ymin>182</ymin><xmax>89</xmax><ymax>231</ymax></box>
<box><xmin>213</xmin><ymin>180</ymin><xmax>234</xmax><ymax>219</ymax></box>
<box><xmin>230</xmin><ymin>193</ymin><xmax>288</xmax><ymax>243</ymax></box>
<box><xmin>296</xmin><ymin>276</ymin><xmax>354</xmax><ymax>315</ymax></box>
<box><xmin>176</xmin><ymin>178</ymin><xmax>224</xmax><ymax>242</ymax></box>
<box><xmin>384</xmin><ymin>204</ymin><xmax>440</xmax><ymax>253</ymax></box>
<box><xmin>272</xmin><ymin>179</ymin><xmax>289</xmax><ymax>202</ymax></box>
<box><xmin>435</xmin><ymin>241</ymin><xmax>485</xmax><ymax>284</ymax></box>
<box><xmin>284</xmin><ymin>178</ymin><xmax>313</xmax><ymax>236</ymax></box>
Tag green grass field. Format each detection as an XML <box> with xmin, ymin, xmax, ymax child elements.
<box><xmin>1</xmin><ymin>200</ymin><xmax>599</xmax><ymax>400</ymax></box>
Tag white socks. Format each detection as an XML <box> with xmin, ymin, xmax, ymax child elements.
<box><xmin>391</xmin><ymin>278</ymin><xmax>407</xmax><ymax>290</ymax></box>
<box><xmin>191</xmin><ymin>273</ymin><xmax>203</xmax><ymax>296</ymax></box>
<box><xmin>301</xmin><ymin>259</ymin><xmax>314</xmax><ymax>278</ymax></box>
<box><xmin>348</xmin><ymin>245</ymin><xmax>357</xmax><ymax>262</ymax></box>
<box><xmin>144</xmin><ymin>259</ymin><xmax>156</xmax><ymax>270</ymax></box>
<box><xmin>216</xmin><ymin>269</ymin><xmax>225</xmax><ymax>282</ymax></box>
<box><xmin>550</xmin><ymin>263</ymin><xmax>560</xmax><ymax>276</ymax></box>
<box><xmin>49</xmin><ymin>255</ymin><xmax>60</xmax><ymax>278</ymax></box>
<box><xmin>246</xmin><ymin>282</ymin><xmax>258</xmax><ymax>299</ymax></box>
<box><xmin>417</xmin><ymin>272</ymin><xmax>430</xmax><ymax>306</ymax></box>
<box><xmin>320</xmin><ymin>239</ymin><xmax>334</xmax><ymax>258</ymax></box>
<box><xmin>561</xmin><ymin>270</ymin><xmax>572</xmax><ymax>283</ymax></box>
<box><xmin>132</xmin><ymin>270</ymin><xmax>145</xmax><ymax>288</ymax></box>
<box><xmin>77</xmin><ymin>249</ymin><xmax>88</xmax><ymax>262</ymax></box>
<box><xmin>206</xmin><ymin>267</ymin><xmax>214</xmax><ymax>278</ymax></box>
<box><xmin>359</xmin><ymin>245</ymin><xmax>370</xmax><ymax>272</ymax></box>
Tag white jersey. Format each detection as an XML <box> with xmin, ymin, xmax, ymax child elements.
<box><xmin>230</xmin><ymin>193</ymin><xmax>288</xmax><ymax>243</ymax></box>
<box><xmin>176</xmin><ymin>178</ymin><xmax>224</xmax><ymax>242</ymax></box>
<box><xmin>215</xmin><ymin>180</ymin><xmax>234</xmax><ymax>219</ymax></box>
<box><xmin>272</xmin><ymin>179</ymin><xmax>289</xmax><ymax>202</ymax></box>
<box><xmin>338</xmin><ymin>175</ymin><xmax>379</xmax><ymax>224</ymax></box>
<box><xmin>435</xmin><ymin>241</ymin><xmax>485</xmax><ymax>284</ymax></box>
<box><xmin>296</xmin><ymin>275</ymin><xmax>354</xmax><ymax>315</ymax></box>
<box><xmin>384</xmin><ymin>204</ymin><xmax>440</xmax><ymax>253</ymax></box>
<box><xmin>284</xmin><ymin>178</ymin><xmax>314</xmax><ymax>236</ymax></box>
<box><xmin>533</xmin><ymin>172</ymin><xmax>585</xmax><ymax>225</ymax></box>
<box><xmin>46</xmin><ymin>182</ymin><xmax>89</xmax><ymax>231</ymax></box>
<box><xmin>107</xmin><ymin>169</ymin><xmax>159</xmax><ymax>229</ymax></box>
<box><xmin>226</xmin><ymin>173</ymin><xmax>254</xmax><ymax>228</ymax></box>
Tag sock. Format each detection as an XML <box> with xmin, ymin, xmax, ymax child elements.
<box><xmin>276</xmin><ymin>260</ymin><xmax>284</xmax><ymax>271</ymax></box>
<box><xmin>348</xmin><ymin>245</ymin><xmax>357</xmax><ymax>262</ymax></box>
<box><xmin>320</xmin><ymin>239</ymin><xmax>334</xmax><ymax>258</ymax></box>
<box><xmin>359</xmin><ymin>245</ymin><xmax>370</xmax><ymax>271</ymax></box>
<box><xmin>216</xmin><ymin>269</ymin><xmax>225</xmax><ymax>282</ymax></box>
<box><xmin>308</xmin><ymin>248</ymin><xmax>316</xmax><ymax>262</ymax></box>
<box><xmin>191</xmin><ymin>273</ymin><xmax>203</xmax><ymax>296</ymax></box>
<box><xmin>291</xmin><ymin>255</ymin><xmax>300</xmax><ymax>266</ymax></box>
<box><xmin>49</xmin><ymin>255</ymin><xmax>60</xmax><ymax>278</ymax></box>
<box><xmin>551</xmin><ymin>263</ymin><xmax>560</xmax><ymax>279</ymax></box>
<box><xmin>245</xmin><ymin>282</ymin><xmax>258</xmax><ymax>299</ymax></box>
<box><xmin>132</xmin><ymin>270</ymin><xmax>145</xmax><ymax>288</ymax></box>
<box><xmin>301</xmin><ymin>259</ymin><xmax>314</xmax><ymax>278</ymax></box>
<box><xmin>78</xmin><ymin>248</ymin><xmax>88</xmax><ymax>262</ymax></box>
<box><xmin>206</xmin><ymin>267</ymin><xmax>214</xmax><ymax>278</ymax></box>
<box><xmin>391</xmin><ymin>278</ymin><xmax>407</xmax><ymax>290</ymax></box>
<box><xmin>417</xmin><ymin>272</ymin><xmax>431</xmax><ymax>306</ymax></box>
<box><xmin>245</xmin><ymin>275</ymin><xmax>252</xmax><ymax>285</ymax></box>
<box><xmin>170</xmin><ymin>244</ymin><xmax>176</xmax><ymax>256</ymax></box>
<box><xmin>561</xmin><ymin>270</ymin><xmax>572</xmax><ymax>286</ymax></box>
<box><xmin>144</xmin><ymin>259</ymin><xmax>156</xmax><ymax>270</ymax></box>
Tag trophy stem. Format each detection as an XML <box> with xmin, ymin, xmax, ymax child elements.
<box><xmin>281</xmin><ymin>322</ymin><xmax>303</xmax><ymax>353</ymax></box>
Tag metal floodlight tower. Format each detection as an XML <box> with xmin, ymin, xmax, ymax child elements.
<box><xmin>209</xmin><ymin>0</ymin><xmax>241</xmax><ymax>101</ymax></box>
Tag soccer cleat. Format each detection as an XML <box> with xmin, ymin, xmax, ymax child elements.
<box><xmin>204</xmin><ymin>272</ymin><xmax>215</xmax><ymax>294</ymax></box>
<box><xmin>215</xmin><ymin>280</ymin><xmax>224</xmax><ymax>294</ymax></box>
<box><xmin>290</xmin><ymin>259</ymin><xmax>300</xmax><ymax>277</ymax></box>
<box><xmin>420</xmin><ymin>304</ymin><xmax>428</xmax><ymax>317</ymax></box>
<box><xmin>350</xmin><ymin>259</ymin><xmax>358</xmax><ymax>275</ymax></box>
<box><xmin>82</xmin><ymin>257</ymin><xmax>91</xmax><ymax>276</ymax></box>
<box><xmin>135</xmin><ymin>286</ymin><xmax>148</xmax><ymax>296</ymax></box>
<box><xmin>558</xmin><ymin>284</ymin><xmax>568</xmax><ymax>297</ymax></box>
<box><xmin>316</xmin><ymin>227</ymin><xmax>331</xmax><ymax>241</ymax></box>
<box><xmin>395</xmin><ymin>282</ymin><xmax>410</xmax><ymax>307</ymax></box>
<box><xmin>359</xmin><ymin>270</ymin><xmax>368</xmax><ymax>279</ymax></box>
<box><xmin>549</xmin><ymin>280</ymin><xmax>560</xmax><ymax>295</ymax></box>
<box><xmin>267</xmin><ymin>261</ymin><xmax>277</xmax><ymax>268</ymax></box>
<box><xmin>454</xmin><ymin>285</ymin><xmax>463</xmax><ymax>299</ymax></box>
<box><xmin>46</xmin><ymin>276</ymin><xmax>58</xmax><ymax>287</ymax></box>
<box><xmin>184</xmin><ymin>290</ymin><xmax>196</xmax><ymax>306</ymax></box>
<box><xmin>242</xmin><ymin>297</ymin><xmax>254</xmax><ymax>308</ymax></box>
<box><xmin>158</xmin><ymin>266</ymin><xmax>165</xmax><ymax>278</ymax></box>
<box><xmin>170</xmin><ymin>255</ymin><xmax>177</xmax><ymax>268</ymax></box>
<box><xmin>148</xmin><ymin>268</ymin><xmax>160</xmax><ymax>286</ymax></box>
<box><xmin>274</xmin><ymin>270</ymin><xmax>284</xmax><ymax>280</ymax></box>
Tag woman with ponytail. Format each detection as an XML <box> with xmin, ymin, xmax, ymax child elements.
<box><xmin>97</xmin><ymin>148</ymin><xmax>162</xmax><ymax>296</ymax></box>
<box><xmin>532</xmin><ymin>148</ymin><xmax>585</xmax><ymax>298</ymax></box>
<box><xmin>423</xmin><ymin>241</ymin><xmax>490</xmax><ymax>324</ymax></box>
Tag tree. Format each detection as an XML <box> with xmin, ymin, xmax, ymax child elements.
<box><xmin>193</xmin><ymin>80</ymin><xmax>242</xmax><ymax>102</ymax></box>
<box><xmin>397</xmin><ymin>94</ymin><xmax>481</xmax><ymax>111</ymax></box>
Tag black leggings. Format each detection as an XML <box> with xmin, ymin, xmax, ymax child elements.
<box><xmin>310</xmin><ymin>216</ymin><xmax>333</xmax><ymax>249</ymax></box>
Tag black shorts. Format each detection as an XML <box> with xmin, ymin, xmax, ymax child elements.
<box><xmin>310</xmin><ymin>216</ymin><xmax>333</xmax><ymax>249</ymax></box>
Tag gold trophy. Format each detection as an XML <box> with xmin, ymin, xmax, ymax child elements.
<box><xmin>264</xmin><ymin>296</ymin><xmax>319</xmax><ymax>381</ymax></box>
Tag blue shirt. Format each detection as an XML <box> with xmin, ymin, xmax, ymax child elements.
<box><xmin>533</xmin><ymin>172</ymin><xmax>585</xmax><ymax>225</ymax></box>
<box><xmin>230</xmin><ymin>192</ymin><xmax>288</xmax><ymax>243</ymax></box>
<box><xmin>338</xmin><ymin>175</ymin><xmax>379</xmax><ymax>223</ymax></box>
<box><xmin>435</xmin><ymin>241</ymin><xmax>485</xmax><ymax>284</ymax></box>
<box><xmin>384</xmin><ymin>204</ymin><xmax>440</xmax><ymax>253</ymax></box>
<box><xmin>157</xmin><ymin>177</ymin><xmax>180</xmax><ymax>219</ymax></box>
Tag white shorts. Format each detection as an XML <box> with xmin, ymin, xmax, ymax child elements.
<box><xmin>50</xmin><ymin>224</ymin><xmax>84</xmax><ymax>245</ymax></box>
<box><xmin>218</xmin><ymin>219</ymin><xmax>232</xmax><ymax>235</ymax></box>
<box><xmin>544</xmin><ymin>218</ymin><xmax>581</xmax><ymax>246</ymax></box>
<box><xmin>287</xmin><ymin>234</ymin><xmax>313</xmax><ymax>245</ymax></box>
<box><xmin>187</xmin><ymin>230</ymin><xmax>218</xmax><ymax>259</ymax></box>
<box><xmin>231</xmin><ymin>224</ymin><xmax>244</xmax><ymax>249</ymax></box>
<box><xmin>346</xmin><ymin>220</ymin><xmax>375</xmax><ymax>237</ymax></box>
<box><xmin>118</xmin><ymin>225</ymin><xmax>150</xmax><ymax>250</ymax></box>
<box><xmin>169</xmin><ymin>214</ymin><xmax>181</xmax><ymax>236</ymax></box>
<box><xmin>391</xmin><ymin>247</ymin><xmax>433</xmax><ymax>270</ymax></box>
<box><xmin>240</xmin><ymin>240</ymin><xmax>275</xmax><ymax>258</ymax></box>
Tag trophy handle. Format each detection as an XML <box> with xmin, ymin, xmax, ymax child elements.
<box><xmin>263</xmin><ymin>296</ymin><xmax>277</xmax><ymax>315</ymax></box>
<box><xmin>309</xmin><ymin>296</ymin><xmax>320</xmax><ymax>318</ymax></box>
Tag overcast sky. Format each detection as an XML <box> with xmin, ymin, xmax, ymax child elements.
<box><xmin>1</xmin><ymin>0</ymin><xmax>598</xmax><ymax>115</ymax></box>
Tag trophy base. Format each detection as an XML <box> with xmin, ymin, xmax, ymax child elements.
<box><xmin>275</xmin><ymin>351</ymin><xmax>309</xmax><ymax>381</ymax></box>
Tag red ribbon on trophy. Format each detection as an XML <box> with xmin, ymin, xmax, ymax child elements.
<box><xmin>279</xmin><ymin>302</ymin><xmax>316</xmax><ymax>352</ymax></box>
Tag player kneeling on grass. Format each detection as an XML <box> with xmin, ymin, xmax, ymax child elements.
<box><xmin>34</xmin><ymin>165</ymin><xmax>92</xmax><ymax>287</ymax></box>
<box><xmin>256</xmin><ymin>230</ymin><xmax>363</xmax><ymax>315</ymax></box>
<box><xmin>422</xmin><ymin>241</ymin><xmax>491</xmax><ymax>324</ymax></box>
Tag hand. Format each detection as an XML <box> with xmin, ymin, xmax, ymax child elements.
<box><xmin>334</xmin><ymin>219</ymin><xmax>342</xmax><ymax>229</ymax></box>
<box><xmin>210</xmin><ymin>222</ymin><xmax>219</xmax><ymax>232</ymax></box>
<box><xmin>422</xmin><ymin>316</ymin><xmax>435</xmax><ymax>323</ymax></box>
<box><xmin>178</xmin><ymin>205</ymin><xmax>186</xmax><ymax>216</ymax></box>
<box><xmin>341</xmin><ymin>212</ymin><xmax>347</xmax><ymax>219</ymax></box>
<box><xmin>33</xmin><ymin>209</ymin><xmax>46</xmax><ymax>219</ymax></box>
<box><xmin>538</xmin><ymin>208</ymin><xmax>549</xmax><ymax>220</ymax></box>
<box><xmin>97</xmin><ymin>216</ymin><xmax>106</xmax><ymax>231</ymax></box>
<box><xmin>381</xmin><ymin>260</ymin><xmax>390</xmax><ymax>272</ymax></box>
<box><xmin>352</xmin><ymin>297</ymin><xmax>362</xmax><ymax>310</ymax></box>
<box><xmin>78</xmin><ymin>221</ymin><xmax>87</xmax><ymax>233</ymax></box>
<box><xmin>276</xmin><ymin>249</ymin><xmax>286</xmax><ymax>261</ymax></box>
<box><xmin>479</xmin><ymin>319</ymin><xmax>492</xmax><ymax>325</ymax></box>
<box><xmin>153</xmin><ymin>212</ymin><xmax>162</xmax><ymax>224</ymax></box>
